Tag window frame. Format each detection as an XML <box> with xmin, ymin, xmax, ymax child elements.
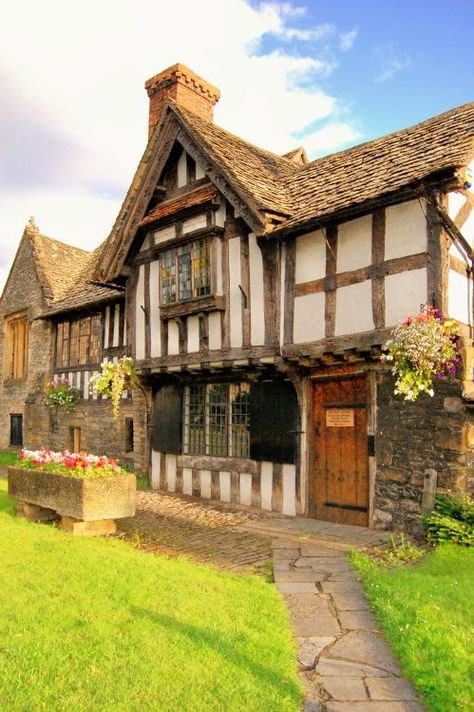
<box><xmin>55</xmin><ymin>313</ymin><xmax>102</xmax><ymax>369</ymax></box>
<box><xmin>183</xmin><ymin>382</ymin><xmax>250</xmax><ymax>459</ymax></box>
<box><xmin>159</xmin><ymin>237</ymin><xmax>211</xmax><ymax>306</ymax></box>
<box><xmin>4</xmin><ymin>311</ymin><xmax>29</xmax><ymax>381</ymax></box>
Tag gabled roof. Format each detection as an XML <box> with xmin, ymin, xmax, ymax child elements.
<box><xmin>275</xmin><ymin>101</ymin><xmax>474</xmax><ymax>236</ymax></box>
<box><xmin>43</xmin><ymin>244</ymin><xmax>123</xmax><ymax>317</ymax></box>
<box><xmin>95</xmin><ymin>102</ymin><xmax>300</xmax><ymax>282</ymax></box>
<box><xmin>27</xmin><ymin>229</ymin><xmax>91</xmax><ymax>302</ymax></box>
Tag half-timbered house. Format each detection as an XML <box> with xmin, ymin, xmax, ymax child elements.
<box><xmin>2</xmin><ymin>63</ymin><xmax>474</xmax><ymax>532</ymax></box>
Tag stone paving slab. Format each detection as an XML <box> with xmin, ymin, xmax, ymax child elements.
<box><xmin>271</xmin><ymin>537</ymin><xmax>425</xmax><ymax>711</ymax></box>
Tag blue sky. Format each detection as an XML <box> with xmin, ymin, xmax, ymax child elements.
<box><xmin>0</xmin><ymin>0</ymin><xmax>473</xmax><ymax>292</ymax></box>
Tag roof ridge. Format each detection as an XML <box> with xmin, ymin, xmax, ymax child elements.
<box><xmin>296</xmin><ymin>100</ymin><xmax>474</xmax><ymax>176</ymax></box>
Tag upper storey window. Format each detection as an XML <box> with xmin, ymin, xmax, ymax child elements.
<box><xmin>55</xmin><ymin>314</ymin><xmax>102</xmax><ymax>368</ymax></box>
<box><xmin>4</xmin><ymin>312</ymin><xmax>28</xmax><ymax>381</ymax></box>
<box><xmin>160</xmin><ymin>239</ymin><xmax>211</xmax><ymax>305</ymax></box>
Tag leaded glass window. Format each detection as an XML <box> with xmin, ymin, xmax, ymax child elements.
<box><xmin>160</xmin><ymin>239</ymin><xmax>210</xmax><ymax>304</ymax></box>
<box><xmin>183</xmin><ymin>383</ymin><xmax>250</xmax><ymax>458</ymax></box>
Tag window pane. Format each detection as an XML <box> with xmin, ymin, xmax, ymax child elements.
<box><xmin>191</xmin><ymin>240</ymin><xmax>211</xmax><ymax>298</ymax></box>
<box><xmin>231</xmin><ymin>383</ymin><xmax>250</xmax><ymax>458</ymax></box>
<box><xmin>160</xmin><ymin>249</ymin><xmax>177</xmax><ymax>304</ymax></box>
<box><xmin>89</xmin><ymin>315</ymin><xmax>102</xmax><ymax>363</ymax></box>
<box><xmin>186</xmin><ymin>384</ymin><xmax>206</xmax><ymax>454</ymax></box>
<box><xmin>69</xmin><ymin>321</ymin><xmax>80</xmax><ymax>365</ymax></box>
<box><xmin>178</xmin><ymin>246</ymin><xmax>192</xmax><ymax>300</ymax></box>
<box><xmin>78</xmin><ymin>317</ymin><xmax>91</xmax><ymax>364</ymax></box>
<box><xmin>208</xmin><ymin>384</ymin><xmax>228</xmax><ymax>456</ymax></box>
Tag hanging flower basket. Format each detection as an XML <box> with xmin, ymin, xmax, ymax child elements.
<box><xmin>381</xmin><ymin>306</ymin><xmax>461</xmax><ymax>401</ymax></box>
<box><xmin>46</xmin><ymin>376</ymin><xmax>81</xmax><ymax>412</ymax></box>
<box><xmin>89</xmin><ymin>356</ymin><xmax>138</xmax><ymax>418</ymax></box>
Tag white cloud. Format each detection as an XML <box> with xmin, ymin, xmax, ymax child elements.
<box><xmin>301</xmin><ymin>122</ymin><xmax>362</xmax><ymax>154</ymax></box>
<box><xmin>0</xmin><ymin>0</ymin><xmax>361</xmax><ymax>293</ymax></box>
<box><xmin>374</xmin><ymin>46</ymin><xmax>410</xmax><ymax>82</ymax></box>
<box><xmin>339</xmin><ymin>29</ymin><xmax>357</xmax><ymax>52</ymax></box>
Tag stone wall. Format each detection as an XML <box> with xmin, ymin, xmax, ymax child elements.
<box><xmin>374</xmin><ymin>370</ymin><xmax>474</xmax><ymax>534</ymax></box>
<box><xmin>0</xmin><ymin>235</ymin><xmax>52</xmax><ymax>451</ymax></box>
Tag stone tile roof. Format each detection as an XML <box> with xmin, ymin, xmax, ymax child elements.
<box><xmin>277</xmin><ymin>101</ymin><xmax>474</xmax><ymax>234</ymax></box>
<box><xmin>43</xmin><ymin>245</ymin><xmax>123</xmax><ymax>317</ymax></box>
<box><xmin>27</xmin><ymin>231</ymin><xmax>91</xmax><ymax>302</ymax></box>
<box><xmin>171</xmin><ymin>103</ymin><xmax>297</xmax><ymax>216</ymax></box>
<box><xmin>138</xmin><ymin>184</ymin><xmax>218</xmax><ymax>228</ymax></box>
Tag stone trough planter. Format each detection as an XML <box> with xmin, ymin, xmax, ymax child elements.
<box><xmin>8</xmin><ymin>466</ymin><xmax>136</xmax><ymax>536</ymax></box>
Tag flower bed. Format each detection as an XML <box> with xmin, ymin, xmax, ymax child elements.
<box><xmin>19</xmin><ymin>448</ymin><xmax>124</xmax><ymax>478</ymax></box>
<box><xmin>8</xmin><ymin>449</ymin><xmax>136</xmax><ymax>533</ymax></box>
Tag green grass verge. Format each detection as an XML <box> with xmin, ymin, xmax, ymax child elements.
<box><xmin>0</xmin><ymin>480</ymin><xmax>300</xmax><ymax>711</ymax></box>
<box><xmin>0</xmin><ymin>451</ymin><xmax>19</xmax><ymax>467</ymax></box>
<box><xmin>352</xmin><ymin>545</ymin><xmax>474</xmax><ymax>712</ymax></box>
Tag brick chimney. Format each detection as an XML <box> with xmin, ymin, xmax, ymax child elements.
<box><xmin>145</xmin><ymin>63</ymin><xmax>220</xmax><ymax>138</ymax></box>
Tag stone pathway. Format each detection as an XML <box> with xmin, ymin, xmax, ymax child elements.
<box><xmin>273</xmin><ymin>539</ymin><xmax>425</xmax><ymax>711</ymax></box>
<box><xmin>117</xmin><ymin>490</ymin><xmax>272</xmax><ymax>573</ymax></box>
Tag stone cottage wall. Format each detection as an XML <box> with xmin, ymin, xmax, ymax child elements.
<box><xmin>0</xmin><ymin>236</ymin><xmax>52</xmax><ymax>451</ymax></box>
<box><xmin>374</xmin><ymin>371</ymin><xmax>474</xmax><ymax>534</ymax></box>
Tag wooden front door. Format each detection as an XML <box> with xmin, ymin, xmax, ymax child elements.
<box><xmin>312</xmin><ymin>375</ymin><xmax>369</xmax><ymax>526</ymax></box>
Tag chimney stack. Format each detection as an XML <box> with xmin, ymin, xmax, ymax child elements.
<box><xmin>145</xmin><ymin>63</ymin><xmax>220</xmax><ymax>138</ymax></box>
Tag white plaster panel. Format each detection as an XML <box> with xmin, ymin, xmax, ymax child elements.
<box><xmin>166</xmin><ymin>454</ymin><xmax>177</xmax><ymax>492</ymax></box>
<box><xmin>448</xmin><ymin>270</ymin><xmax>471</xmax><ymax>325</ymax></box>
<box><xmin>280</xmin><ymin>248</ymin><xmax>286</xmax><ymax>345</ymax></box>
<box><xmin>91</xmin><ymin>371</ymin><xmax>98</xmax><ymax>400</ymax></box>
<box><xmin>200</xmin><ymin>470</ymin><xmax>212</xmax><ymax>499</ymax></box>
<box><xmin>385</xmin><ymin>200</ymin><xmax>427</xmax><ymax>260</ymax></box>
<box><xmin>112</xmin><ymin>303</ymin><xmax>120</xmax><ymax>347</ymax></box>
<box><xmin>149</xmin><ymin>260</ymin><xmax>161</xmax><ymax>357</ymax></box>
<box><xmin>182</xmin><ymin>468</ymin><xmax>193</xmax><ymax>496</ymax></box>
<box><xmin>385</xmin><ymin>268</ymin><xmax>427</xmax><ymax>327</ymax></box>
<box><xmin>135</xmin><ymin>265</ymin><xmax>146</xmax><ymax>360</ymax></box>
<box><xmin>293</xmin><ymin>292</ymin><xmax>325</xmax><ymax>344</ymax></box>
<box><xmin>154</xmin><ymin>225</ymin><xmax>176</xmax><ymax>245</ymax></box>
<box><xmin>187</xmin><ymin>315</ymin><xmax>200</xmax><ymax>353</ymax></box>
<box><xmin>282</xmin><ymin>464</ymin><xmax>296</xmax><ymax>516</ymax></box>
<box><xmin>182</xmin><ymin>213</ymin><xmax>207</xmax><ymax>234</ymax></box>
<box><xmin>337</xmin><ymin>214</ymin><xmax>372</xmax><ymax>273</ymax></box>
<box><xmin>448</xmin><ymin>191</ymin><xmax>467</xmax><ymax>221</ymax></box>
<box><xmin>228</xmin><ymin>237</ymin><xmax>243</xmax><ymax>347</ymax></box>
<box><xmin>83</xmin><ymin>370</ymin><xmax>89</xmax><ymax>400</ymax></box>
<box><xmin>151</xmin><ymin>450</ymin><xmax>161</xmax><ymax>489</ymax></box>
<box><xmin>240</xmin><ymin>473</ymin><xmax>252</xmax><ymax>506</ymax></box>
<box><xmin>335</xmin><ymin>280</ymin><xmax>374</xmax><ymax>336</ymax></box>
<box><xmin>208</xmin><ymin>312</ymin><xmax>222</xmax><ymax>351</ymax></box>
<box><xmin>215</xmin><ymin>202</ymin><xmax>226</xmax><ymax>228</ymax></box>
<box><xmin>260</xmin><ymin>462</ymin><xmax>273</xmax><ymax>511</ymax></box>
<box><xmin>177</xmin><ymin>150</ymin><xmax>187</xmax><ymax>187</ymax></box>
<box><xmin>103</xmin><ymin>306</ymin><xmax>110</xmax><ymax>349</ymax></box>
<box><xmin>140</xmin><ymin>234</ymin><xmax>150</xmax><ymax>252</ymax></box>
<box><xmin>461</xmin><ymin>210</ymin><xmax>474</xmax><ymax>246</ymax></box>
<box><xmin>249</xmin><ymin>233</ymin><xmax>265</xmax><ymax>345</ymax></box>
<box><xmin>195</xmin><ymin>161</ymin><xmax>205</xmax><ymax>180</ymax></box>
<box><xmin>295</xmin><ymin>230</ymin><xmax>326</xmax><ymax>283</ymax></box>
<box><xmin>449</xmin><ymin>242</ymin><xmax>466</xmax><ymax>260</ymax></box>
<box><xmin>219</xmin><ymin>471</ymin><xmax>231</xmax><ymax>502</ymax></box>
<box><xmin>168</xmin><ymin>320</ymin><xmax>180</xmax><ymax>355</ymax></box>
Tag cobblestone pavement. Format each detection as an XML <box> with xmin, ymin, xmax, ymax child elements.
<box><xmin>117</xmin><ymin>490</ymin><xmax>272</xmax><ymax>574</ymax></box>
<box><xmin>273</xmin><ymin>539</ymin><xmax>425</xmax><ymax>712</ymax></box>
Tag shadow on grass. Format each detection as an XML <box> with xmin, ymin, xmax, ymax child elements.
<box><xmin>131</xmin><ymin>606</ymin><xmax>300</xmax><ymax>700</ymax></box>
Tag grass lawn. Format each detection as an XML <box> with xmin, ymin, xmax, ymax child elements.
<box><xmin>0</xmin><ymin>479</ymin><xmax>301</xmax><ymax>711</ymax></box>
<box><xmin>352</xmin><ymin>545</ymin><xmax>474</xmax><ymax>712</ymax></box>
<box><xmin>0</xmin><ymin>450</ymin><xmax>19</xmax><ymax>467</ymax></box>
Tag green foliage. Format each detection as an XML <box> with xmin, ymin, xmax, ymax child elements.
<box><xmin>381</xmin><ymin>306</ymin><xmax>460</xmax><ymax>401</ymax></box>
<box><xmin>371</xmin><ymin>533</ymin><xmax>425</xmax><ymax>565</ymax></box>
<box><xmin>46</xmin><ymin>377</ymin><xmax>81</xmax><ymax>412</ymax></box>
<box><xmin>423</xmin><ymin>491</ymin><xmax>474</xmax><ymax>546</ymax></box>
<box><xmin>352</xmin><ymin>544</ymin><xmax>474</xmax><ymax>711</ymax></box>
<box><xmin>89</xmin><ymin>357</ymin><xmax>137</xmax><ymax>419</ymax></box>
<box><xmin>0</xmin><ymin>480</ymin><xmax>301</xmax><ymax>711</ymax></box>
